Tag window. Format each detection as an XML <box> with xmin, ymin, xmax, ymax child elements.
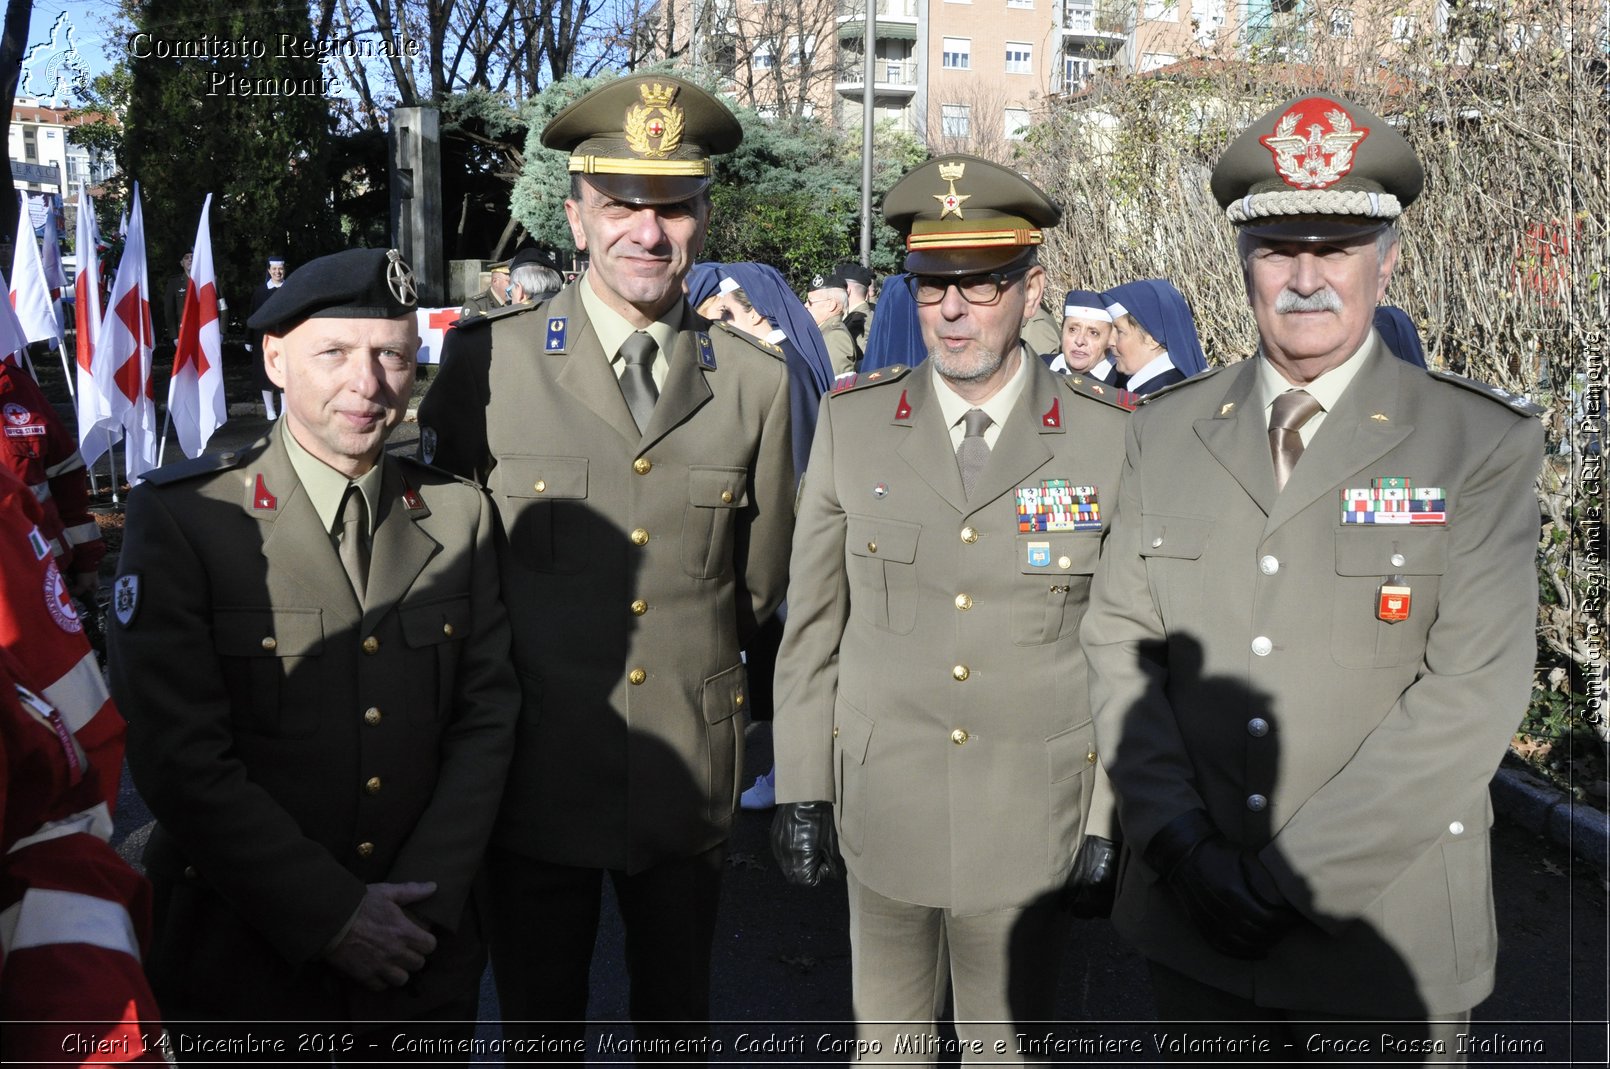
<box><xmin>1063</xmin><ymin>55</ymin><xmax>1092</xmax><ymax>90</ymax></box>
<box><xmin>1391</xmin><ymin>15</ymin><xmax>1416</xmax><ymax>42</ymax></box>
<box><xmin>788</xmin><ymin>34</ymin><xmax>816</xmax><ymax>65</ymax></box>
<box><xmin>1007</xmin><ymin>0</ymin><xmax>1034</xmax><ymax>7</ymax></box>
<box><xmin>941</xmin><ymin>103</ymin><xmax>971</xmax><ymax>138</ymax></box>
<box><xmin>1142</xmin><ymin>0</ymin><xmax>1177</xmax><ymax>21</ymax></box>
<box><xmin>942</xmin><ymin>37</ymin><xmax>971</xmax><ymax>69</ymax></box>
<box><xmin>1005</xmin><ymin>43</ymin><xmax>1032</xmax><ymax>74</ymax></box>
<box><xmin>753</xmin><ymin>42</ymin><xmax>775</xmax><ymax>68</ymax></box>
<box><xmin>1004</xmin><ymin>107</ymin><xmax>1031</xmax><ymax>140</ymax></box>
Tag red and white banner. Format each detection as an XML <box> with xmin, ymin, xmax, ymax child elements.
<box><xmin>415</xmin><ymin>307</ymin><xmax>463</xmax><ymax>365</ymax></box>
<box><xmin>166</xmin><ymin>194</ymin><xmax>225</xmax><ymax>458</ymax></box>
<box><xmin>92</xmin><ymin>185</ymin><xmax>156</xmax><ymax>481</ymax></box>
<box><xmin>11</xmin><ymin>193</ymin><xmax>62</xmax><ymax>347</ymax></box>
<box><xmin>72</xmin><ymin>184</ymin><xmax>112</xmax><ymax>466</ymax></box>
<box><xmin>0</xmin><ymin>267</ymin><xmax>31</xmax><ymax>368</ymax></box>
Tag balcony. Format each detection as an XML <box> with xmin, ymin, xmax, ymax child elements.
<box><xmin>836</xmin><ymin>57</ymin><xmax>920</xmax><ymax>96</ymax></box>
<box><xmin>838</xmin><ymin>0</ymin><xmax>920</xmax><ymax>41</ymax></box>
<box><xmin>1062</xmin><ymin>0</ymin><xmax>1130</xmax><ymax>47</ymax></box>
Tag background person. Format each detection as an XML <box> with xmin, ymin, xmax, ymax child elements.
<box><xmin>246</xmin><ymin>254</ymin><xmax>288</xmax><ymax>419</ymax></box>
<box><xmin>1102</xmin><ymin>278</ymin><xmax>1208</xmax><ymax>396</ymax></box>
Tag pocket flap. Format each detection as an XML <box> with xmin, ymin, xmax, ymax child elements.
<box><xmin>702</xmin><ymin>662</ymin><xmax>749</xmax><ymax>724</ymax></box>
<box><xmin>1335</xmin><ymin>526</ymin><xmax>1448</xmax><ymax>576</ymax></box>
<box><xmin>1047</xmin><ymin>722</ymin><xmax>1095</xmax><ymax>784</ymax></box>
<box><xmin>499</xmin><ymin>455</ymin><xmax>588</xmax><ymax>500</ymax></box>
<box><xmin>1140</xmin><ymin>514</ymin><xmax>1210</xmax><ymax>560</ymax></box>
<box><xmin>214</xmin><ymin>608</ymin><xmax>323</xmax><ymax>657</ymax></box>
<box><xmin>847</xmin><ymin>515</ymin><xmax>920</xmax><ymax>564</ymax></box>
<box><xmin>1018</xmin><ymin>533</ymin><xmax>1101</xmax><ymax>575</ymax></box>
<box><xmin>835</xmin><ymin>701</ymin><xmax>875</xmax><ymax>765</ymax></box>
<box><xmin>400</xmin><ymin>595</ymin><xmax>472</xmax><ymax>648</ymax></box>
<box><xmin>689</xmin><ymin>466</ymin><xmax>749</xmax><ymax>508</ymax></box>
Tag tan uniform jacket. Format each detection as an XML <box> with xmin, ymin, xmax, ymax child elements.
<box><xmin>1082</xmin><ymin>339</ymin><xmax>1544</xmax><ymax>1015</ymax></box>
<box><xmin>1021</xmin><ymin>305</ymin><xmax>1061</xmax><ymax>359</ymax></box>
<box><xmin>417</xmin><ymin>284</ymin><xmax>795</xmax><ymax>873</ymax></box>
<box><xmin>774</xmin><ymin>358</ymin><xmax>1126</xmax><ymax>915</ymax></box>
<box><xmin>108</xmin><ymin>425</ymin><xmax>519</xmax><ymax>1015</ymax></box>
<box><xmin>819</xmin><ymin>313</ymin><xmax>859</xmax><ymax>376</ymax></box>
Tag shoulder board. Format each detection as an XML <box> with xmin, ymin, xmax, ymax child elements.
<box><xmin>139</xmin><ymin>447</ymin><xmax>249</xmax><ymax>486</ymax></box>
<box><xmin>1426</xmin><ymin>369</ymin><xmax>1546</xmax><ymax>417</ymax></box>
<box><xmin>394</xmin><ymin>453</ymin><xmax>487</xmax><ymax>491</ymax></box>
<box><xmin>831</xmin><ymin>364</ymin><xmax>912</xmax><ymax>394</ymax></box>
<box><xmin>708</xmin><ymin>320</ymin><xmax>786</xmax><ymax>361</ymax></box>
<box><xmin>1135</xmin><ymin>365</ymin><xmax>1226</xmax><ymax>406</ymax></box>
<box><xmin>451</xmin><ymin>302</ymin><xmax>536</xmax><ymax>332</ymax></box>
<box><xmin>1061</xmin><ymin>373</ymin><xmax>1137</xmax><ymax>411</ymax></box>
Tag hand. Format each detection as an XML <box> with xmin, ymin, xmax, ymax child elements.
<box><xmin>770</xmin><ymin>802</ymin><xmax>844</xmax><ymax>887</ymax></box>
<box><xmin>324</xmin><ymin>882</ymin><xmax>438</xmax><ymax>991</ymax></box>
<box><xmin>1146</xmin><ymin>811</ymin><xmax>1295</xmax><ymax>959</ymax></box>
<box><xmin>1063</xmin><ymin>835</ymin><xmax>1118</xmax><ymax>918</ymax></box>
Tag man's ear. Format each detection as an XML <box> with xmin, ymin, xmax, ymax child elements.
<box><xmin>263</xmin><ymin>334</ymin><xmax>289</xmax><ymax>390</ymax></box>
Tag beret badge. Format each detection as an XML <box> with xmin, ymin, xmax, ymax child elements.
<box><xmin>625</xmin><ymin>82</ymin><xmax>686</xmax><ymax>160</ymax></box>
<box><xmin>1258</xmin><ymin>97</ymin><xmax>1370</xmax><ymax>191</ymax></box>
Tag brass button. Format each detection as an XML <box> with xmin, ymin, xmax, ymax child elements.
<box><xmin>365</xmin><ymin>776</ymin><xmax>382</xmax><ymax>795</ymax></box>
<box><xmin>950</xmin><ymin>728</ymin><xmax>969</xmax><ymax>745</ymax></box>
<box><xmin>183</xmin><ymin>865</ymin><xmax>199</xmax><ymax>880</ymax></box>
<box><xmin>832</xmin><ymin>725</ymin><xmax>839</xmax><ymax>738</ymax></box>
<box><xmin>960</xmin><ymin>526</ymin><xmax>978</xmax><ymax>544</ymax></box>
<box><xmin>630</xmin><ymin>528</ymin><xmax>649</xmax><ymax>546</ymax></box>
<box><xmin>628</xmin><ymin>668</ymin><xmax>647</xmax><ymax>685</ymax></box>
<box><xmin>442</xmin><ymin>623</ymin><xmax>455</xmax><ymax>637</ymax></box>
<box><xmin>362</xmin><ymin>636</ymin><xmax>380</xmax><ymax>654</ymax></box>
<box><xmin>952</xmin><ymin>664</ymin><xmax>970</xmax><ymax>682</ymax></box>
<box><xmin>720</xmin><ymin>489</ymin><xmax>734</xmax><ymax>503</ymax></box>
<box><xmin>260</xmin><ymin>636</ymin><xmax>277</xmax><ymax>651</ymax></box>
<box><xmin>356</xmin><ymin>842</ymin><xmax>375</xmax><ymax>858</ymax></box>
<box><xmin>954</xmin><ymin>593</ymin><xmax>973</xmax><ymax>611</ymax></box>
<box><xmin>533</xmin><ymin>479</ymin><xmax>547</xmax><ymax>493</ymax></box>
<box><xmin>630</xmin><ymin>599</ymin><xmax>648</xmax><ymax>616</ymax></box>
<box><xmin>633</xmin><ymin>458</ymin><xmax>652</xmax><ymax>475</ymax></box>
<box><xmin>363</xmin><ymin>707</ymin><xmax>382</xmax><ymax>726</ymax></box>
<box><xmin>735</xmin><ymin>694</ymin><xmax>744</xmax><ymax>707</ymax></box>
<box><xmin>1087</xmin><ymin>749</ymin><xmax>1098</xmax><ymax>764</ymax></box>
<box><xmin>867</xmin><ymin>540</ymin><xmax>878</xmax><ymax>553</ymax></box>
<box><xmin>1057</xmin><ymin>555</ymin><xmax>1072</xmax><ymax>569</ymax></box>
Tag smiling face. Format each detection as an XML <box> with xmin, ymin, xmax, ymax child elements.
<box><xmin>565</xmin><ymin>177</ymin><xmax>708</xmax><ymax>327</ymax></box>
<box><xmin>1243</xmin><ymin>229</ymin><xmax>1398</xmax><ymax>384</ymax></box>
<box><xmin>1060</xmin><ymin>315</ymin><xmax>1114</xmax><ymax>373</ymax></box>
<box><xmin>263</xmin><ymin>316</ymin><xmax>418</xmax><ymax>477</ymax></box>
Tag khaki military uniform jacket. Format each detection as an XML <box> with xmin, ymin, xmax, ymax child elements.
<box><xmin>108</xmin><ymin>424</ymin><xmax>519</xmax><ymax>1016</ymax></box>
<box><xmin>1020</xmin><ymin>305</ymin><xmax>1062</xmax><ymax>360</ymax></box>
<box><xmin>819</xmin><ymin>313</ymin><xmax>859</xmax><ymax>376</ymax></box>
<box><xmin>1083</xmin><ymin>339</ymin><xmax>1544</xmax><ymax>1015</ymax></box>
<box><xmin>417</xmin><ymin>283</ymin><xmax>795</xmax><ymax>873</ymax></box>
<box><xmin>774</xmin><ymin>358</ymin><xmax>1126</xmax><ymax>915</ymax></box>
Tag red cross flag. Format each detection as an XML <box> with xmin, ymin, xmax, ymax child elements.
<box><xmin>72</xmin><ymin>184</ymin><xmax>113</xmax><ymax>466</ymax></box>
<box><xmin>92</xmin><ymin>184</ymin><xmax>156</xmax><ymax>481</ymax></box>
<box><xmin>415</xmin><ymin>306</ymin><xmax>462</xmax><ymax>365</ymax></box>
<box><xmin>166</xmin><ymin>194</ymin><xmax>226</xmax><ymax>459</ymax></box>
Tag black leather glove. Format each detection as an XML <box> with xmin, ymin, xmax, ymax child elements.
<box><xmin>1146</xmin><ymin>810</ymin><xmax>1296</xmax><ymax>959</ymax></box>
<box><xmin>770</xmin><ymin>802</ymin><xmax>844</xmax><ymax>887</ymax></box>
<box><xmin>1063</xmin><ymin>835</ymin><xmax>1118</xmax><ymax>918</ymax></box>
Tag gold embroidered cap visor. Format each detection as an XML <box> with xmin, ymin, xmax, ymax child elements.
<box><xmin>1212</xmin><ymin>93</ymin><xmax>1424</xmax><ymax>242</ymax></box>
<box><xmin>883</xmin><ymin>154</ymin><xmax>1061</xmax><ymax>276</ymax></box>
<box><xmin>542</xmin><ymin>74</ymin><xmax>743</xmax><ymax>206</ymax></box>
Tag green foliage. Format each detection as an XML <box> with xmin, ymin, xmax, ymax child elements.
<box><xmin>705</xmin><ymin>186</ymin><xmax>855</xmax><ymax>290</ymax></box>
<box><xmin>123</xmin><ymin>0</ymin><xmax>337</xmax><ymax>322</ymax></box>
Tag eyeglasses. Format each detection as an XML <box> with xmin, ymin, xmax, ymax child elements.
<box><xmin>907</xmin><ymin>268</ymin><xmax>1030</xmax><ymax>307</ymax></box>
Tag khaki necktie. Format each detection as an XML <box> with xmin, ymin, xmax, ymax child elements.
<box><xmin>956</xmin><ymin>408</ymin><xmax>993</xmax><ymax>499</ymax></box>
<box><xmin>619</xmin><ymin>332</ymin><xmax>660</xmax><ymax>433</ymax></box>
<box><xmin>1269</xmin><ymin>390</ymin><xmax>1323</xmax><ymax>493</ymax></box>
<box><xmin>339</xmin><ymin>485</ymin><xmax>368</xmax><ymax>601</ymax></box>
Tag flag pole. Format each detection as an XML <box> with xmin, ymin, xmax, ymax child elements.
<box><xmin>157</xmin><ymin>373</ymin><xmax>176</xmax><ymax>466</ymax></box>
<box><xmin>107</xmin><ymin>429</ymin><xmax>120</xmax><ymax>506</ymax></box>
<box><xmin>54</xmin><ymin>340</ymin><xmax>75</xmax><ymax>402</ymax></box>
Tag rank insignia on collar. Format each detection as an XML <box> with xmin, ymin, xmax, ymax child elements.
<box><xmin>253</xmin><ymin>474</ymin><xmax>277</xmax><ymax>511</ymax></box>
<box><xmin>546</xmin><ymin>317</ymin><xmax>568</xmax><ymax>351</ymax></box>
<box><xmin>1042</xmin><ymin>397</ymin><xmax>1061</xmax><ymax>428</ymax></box>
<box><xmin>1371</xmin><ymin>413</ymin><xmax>1390</xmax><ymax>421</ymax></box>
<box><xmin>1221</xmin><ymin>402</ymin><xmax>1236</xmax><ymax>416</ymax></box>
<box><xmin>697</xmin><ymin>332</ymin><xmax>717</xmax><ymax>369</ymax></box>
<box><xmin>894</xmin><ymin>389</ymin><xmax>912</xmax><ymax>421</ymax></box>
<box><xmin>402</xmin><ymin>485</ymin><xmax>426</xmax><ymax>510</ymax></box>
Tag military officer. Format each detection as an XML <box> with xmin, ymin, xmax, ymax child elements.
<box><xmin>1083</xmin><ymin>93</ymin><xmax>1545</xmax><ymax>1057</ymax></box>
<box><xmin>108</xmin><ymin>249</ymin><xmax>520</xmax><ymax>1057</ymax></box>
<box><xmin>836</xmin><ymin>260</ymin><xmax>876</xmax><ymax>347</ymax></box>
<box><xmin>807</xmin><ymin>269</ymin><xmax>861</xmax><ymax>375</ymax></box>
<box><xmin>415</xmin><ymin>74</ymin><xmax>794</xmax><ymax>1052</ymax></box>
<box><xmin>771</xmin><ymin>154</ymin><xmax>1129</xmax><ymax>1062</ymax></box>
<box><xmin>460</xmin><ymin>258</ymin><xmax>511</xmax><ymax>317</ymax></box>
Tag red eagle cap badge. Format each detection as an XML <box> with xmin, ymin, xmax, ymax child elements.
<box><xmin>1258</xmin><ymin>96</ymin><xmax>1370</xmax><ymax>191</ymax></box>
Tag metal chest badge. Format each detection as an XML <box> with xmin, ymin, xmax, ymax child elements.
<box><xmin>1027</xmin><ymin>541</ymin><xmax>1051</xmax><ymax>568</ymax></box>
<box><xmin>1378</xmin><ymin>581</ymin><xmax>1412</xmax><ymax>623</ymax></box>
<box><xmin>1259</xmin><ymin>97</ymin><xmax>1370</xmax><ymax>190</ymax></box>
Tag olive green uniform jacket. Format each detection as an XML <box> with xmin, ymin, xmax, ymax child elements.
<box><xmin>1082</xmin><ymin>339</ymin><xmax>1545</xmax><ymax>1015</ymax></box>
<box><xmin>819</xmin><ymin>313</ymin><xmax>859</xmax><ymax>377</ymax></box>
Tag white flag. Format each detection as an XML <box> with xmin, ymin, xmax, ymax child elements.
<box><xmin>93</xmin><ymin>184</ymin><xmax>156</xmax><ymax>481</ymax></box>
<box><xmin>73</xmin><ymin>184</ymin><xmax>113</xmax><ymax>465</ymax></box>
<box><xmin>11</xmin><ymin>192</ymin><xmax>63</xmax><ymax>346</ymax></box>
<box><xmin>167</xmin><ymin>194</ymin><xmax>226</xmax><ymax>457</ymax></box>
<box><xmin>0</xmin><ymin>267</ymin><xmax>32</xmax><ymax>368</ymax></box>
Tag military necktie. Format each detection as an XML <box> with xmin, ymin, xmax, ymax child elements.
<box><xmin>338</xmin><ymin>484</ymin><xmax>368</xmax><ymax>602</ymax></box>
<box><xmin>1269</xmin><ymin>389</ymin><xmax>1323</xmax><ymax>493</ymax></box>
<box><xmin>956</xmin><ymin>408</ymin><xmax>993</xmax><ymax>499</ymax></box>
<box><xmin>618</xmin><ymin>332</ymin><xmax>660</xmax><ymax>433</ymax></box>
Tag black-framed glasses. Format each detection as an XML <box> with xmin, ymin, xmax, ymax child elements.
<box><xmin>907</xmin><ymin>268</ymin><xmax>1030</xmax><ymax>307</ymax></box>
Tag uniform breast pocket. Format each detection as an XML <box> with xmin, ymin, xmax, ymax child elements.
<box><xmin>1013</xmin><ymin>534</ymin><xmax>1100</xmax><ymax>646</ymax></box>
<box><xmin>495</xmin><ymin>455</ymin><xmax>588</xmax><ymax>574</ymax></box>
<box><xmin>682</xmin><ymin>466</ymin><xmax>748</xmax><ymax>579</ymax></box>
<box><xmin>1138</xmin><ymin>513</ymin><xmax>1211</xmax><ymax>624</ymax></box>
<box><xmin>213</xmin><ymin>607</ymin><xmax>324</xmax><ymax>737</ymax></box>
<box><xmin>845</xmin><ymin>516</ymin><xmax>921</xmax><ymax>634</ymax></box>
<box><xmin>400</xmin><ymin>594</ymin><xmax>472</xmax><ymax>719</ymax></box>
<box><xmin>1331</xmin><ymin>526</ymin><xmax>1447</xmax><ymax>668</ymax></box>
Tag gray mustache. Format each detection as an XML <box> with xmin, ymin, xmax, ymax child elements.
<box><xmin>1275</xmin><ymin>289</ymin><xmax>1344</xmax><ymax>313</ymax></box>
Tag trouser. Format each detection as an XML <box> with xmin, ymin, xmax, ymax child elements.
<box><xmin>846</xmin><ymin>869</ymin><xmax>1069</xmax><ymax>1066</ymax></box>
<box><xmin>486</xmin><ymin>844</ymin><xmax>725</xmax><ymax>1064</ymax></box>
<box><xmin>1148</xmin><ymin>961</ymin><xmax>1472</xmax><ymax>1065</ymax></box>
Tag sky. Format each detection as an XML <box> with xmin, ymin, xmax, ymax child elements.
<box><xmin>19</xmin><ymin>1</ymin><xmax>124</xmax><ymax>103</ymax></box>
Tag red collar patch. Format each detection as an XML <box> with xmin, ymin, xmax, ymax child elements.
<box><xmin>1042</xmin><ymin>397</ymin><xmax>1061</xmax><ymax>428</ymax></box>
<box><xmin>252</xmin><ymin>474</ymin><xmax>277</xmax><ymax>510</ymax></box>
<box><xmin>894</xmin><ymin>389</ymin><xmax>912</xmax><ymax>421</ymax></box>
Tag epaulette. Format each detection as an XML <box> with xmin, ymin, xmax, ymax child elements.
<box><xmin>1135</xmin><ymin>365</ymin><xmax>1227</xmax><ymax>406</ymax></box>
<box><xmin>450</xmin><ymin>302</ymin><xmax>536</xmax><ymax>332</ymax></box>
<box><xmin>708</xmin><ymin>320</ymin><xmax>786</xmax><ymax>361</ymax></box>
<box><xmin>1061</xmin><ymin>373</ymin><xmax>1139</xmax><ymax>411</ymax></box>
<box><xmin>831</xmin><ymin>364</ymin><xmax>911</xmax><ymax>394</ymax></box>
<box><xmin>139</xmin><ymin>447</ymin><xmax>249</xmax><ymax>486</ymax></box>
<box><xmin>394</xmin><ymin>452</ymin><xmax>487</xmax><ymax>492</ymax></box>
<box><xmin>1427</xmin><ymin>369</ymin><xmax>1546</xmax><ymax>417</ymax></box>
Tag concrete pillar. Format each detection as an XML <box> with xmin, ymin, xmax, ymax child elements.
<box><xmin>389</xmin><ymin>107</ymin><xmax>444</xmax><ymax>306</ymax></box>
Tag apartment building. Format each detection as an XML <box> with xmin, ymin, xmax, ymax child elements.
<box><xmin>9</xmin><ymin>96</ymin><xmax>116</xmax><ymax>196</ymax></box>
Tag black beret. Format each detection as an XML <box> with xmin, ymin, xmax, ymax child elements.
<box><xmin>247</xmin><ymin>249</ymin><xmax>417</xmax><ymax>333</ymax></box>
<box><xmin>809</xmin><ymin>271</ymin><xmax>849</xmax><ymax>292</ymax></box>
<box><xmin>509</xmin><ymin>247</ymin><xmax>556</xmax><ymax>272</ymax></box>
<box><xmin>835</xmin><ymin>262</ymin><xmax>873</xmax><ymax>286</ymax></box>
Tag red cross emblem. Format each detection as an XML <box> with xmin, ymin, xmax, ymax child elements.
<box><xmin>647</xmin><ymin>118</ymin><xmax>664</xmax><ymax>138</ymax></box>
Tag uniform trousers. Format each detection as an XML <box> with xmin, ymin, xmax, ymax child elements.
<box><xmin>846</xmin><ymin>869</ymin><xmax>1069</xmax><ymax>1066</ymax></box>
<box><xmin>486</xmin><ymin>843</ymin><xmax>725</xmax><ymax>1062</ymax></box>
<box><xmin>1148</xmin><ymin>961</ymin><xmax>1472</xmax><ymax>1065</ymax></box>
